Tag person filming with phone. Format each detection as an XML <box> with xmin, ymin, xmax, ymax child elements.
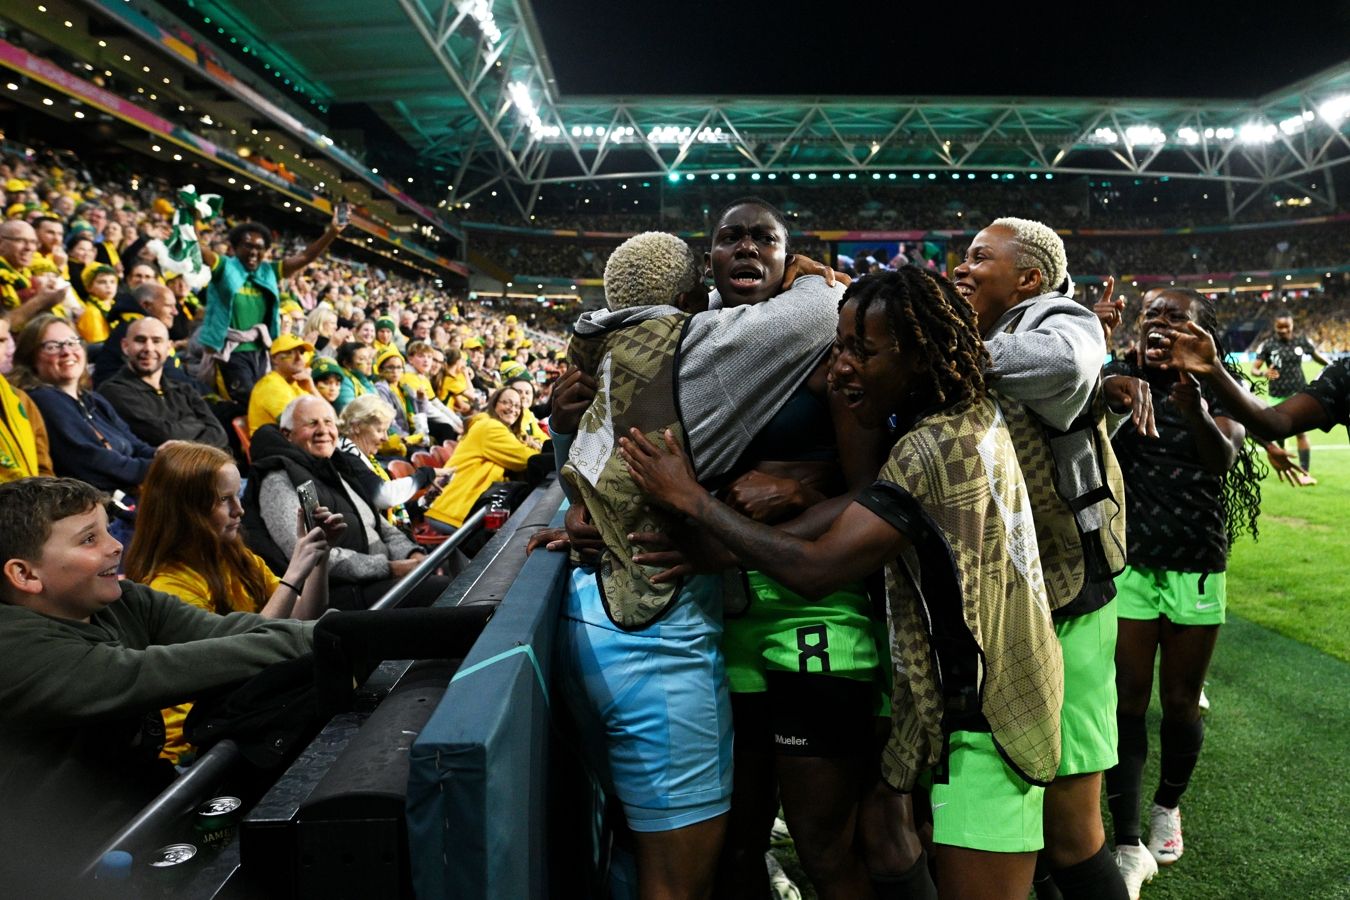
<box><xmin>242</xmin><ymin>395</ymin><xmax>450</xmax><ymax>609</ymax></box>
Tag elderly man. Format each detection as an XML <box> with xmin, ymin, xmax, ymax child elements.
<box><xmin>0</xmin><ymin>219</ymin><xmax>67</xmax><ymax>329</ymax></box>
<box><xmin>198</xmin><ymin>214</ymin><xmax>346</xmax><ymax>403</ymax></box>
<box><xmin>98</xmin><ymin>316</ymin><xmax>229</xmax><ymax>450</ymax></box>
<box><xmin>242</xmin><ymin>395</ymin><xmax>450</xmax><ymax>610</ymax></box>
<box><xmin>247</xmin><ymin>333</ymin><xmax>319</xmax><ymax>435</ymax></box>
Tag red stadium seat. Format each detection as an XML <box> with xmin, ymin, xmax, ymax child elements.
<box><xmin>232</xmin><ymin>416</ymin><xmax>251</xmax><ymax>463</ymax></box>
<box><xmin>411</xmin><ymin>451</ymin><xmax>438</xmax><ymax>469</ymax></box>
<box><xmin>431</xmin><ymin>444</ymin><xmax>453</xmax><ymax>466</ymax></box>
<box><xmin>388</xmin><ymin>459</ymin><xmax>416</xmax><ymax>480</ymax></box>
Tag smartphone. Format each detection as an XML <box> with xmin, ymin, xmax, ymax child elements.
<box><xmin>335</xmin><ymin>200</ymin><xmax>351</xmax><ymax>227</ymax></box>
<box><xmin>296</xmin><ymin>480</ymin><xmax>319</xmax><ymax>532</ymax></box>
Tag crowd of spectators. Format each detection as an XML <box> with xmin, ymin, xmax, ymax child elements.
<box><xmin>463</xmin><ymin>177</ymin><xmax>1346</xmax><ymax>283</ymax></box>
<box><xmin>458</xmin><ymin>176</ymin><xmax>1341</xmax><ymax>233</ymax></box>
<box><xmin>0</xmin><ymin>139</ymin><xmax>571</xmax><ymax>560</ymax></box>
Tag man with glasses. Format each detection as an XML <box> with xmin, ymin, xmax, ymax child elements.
<box><xmin>197</xmin><ymin>212</ymin><xmax>346</xmax><ymax>403</ymax></box>
<box><xmin>0</xmin><ymin>220</ymin><xmax>68</xmax><ymax>329</ymax></box>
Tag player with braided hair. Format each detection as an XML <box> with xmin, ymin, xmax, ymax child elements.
<box><xmin>622</xmin><ymin>267</ymin><xmax>1064</xmax><ymax>900</ymax></box>
<box><xmin>1102</xmin><ymin>288</ymin><xmax>1261</xmax><ymax>897</ymax></box>
<box><xmin>841</xmin><ymin>264</ymin><xmax>989</xmax><ymax>413</ymax></box>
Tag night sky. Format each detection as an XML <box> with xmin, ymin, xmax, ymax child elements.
<box><xmin>532</xmin><ymin>2</ymin><xmax>1350</xmax><ymax>99</ymax></box>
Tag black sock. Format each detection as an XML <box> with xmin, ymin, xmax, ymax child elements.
<box><xmin>1154</xmin><ymin>717</ymin><xmax>1204</xmax><ymax>809</ymax></box>
<box><xmin>870</xmin><ymin>851</ymin><xmax>938</xmax><ymax>900</ymax></box>
<box><xmin>1299</xmin><ymin>448</ymin><xmax>1311</xmax><ymax>471</ymax></box>
<box><xmin>1105</xmin><ymin>712</ymin><xmax>1147</xmax><ymax>845</ymax></box>
<box><xmin>1051</xmin><ymin>843</ymin><xmax>1129</xmax><ymax>900</ymax></box>
<box><xmin>1032</xmin><ymin>854</ymin><xmax>1064</xmax><ymax>900</ymax></box>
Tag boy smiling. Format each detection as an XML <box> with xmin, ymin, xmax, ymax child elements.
<box><xmin>0</xmin><ymin>477</ymin><xmax>314</xmax><ymax>892</ymax></box>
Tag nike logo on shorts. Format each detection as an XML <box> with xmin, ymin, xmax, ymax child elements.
<box><xmin>1194</xmin><ymin>600</ymin><xmax>1219</xmax><ymax>611</ymax></box>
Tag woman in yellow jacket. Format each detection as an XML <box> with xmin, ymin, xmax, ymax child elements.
<box><xmin>424</xmin><ymin>386</ymin><xmax>539</xmax><ymax>533</ymax></box>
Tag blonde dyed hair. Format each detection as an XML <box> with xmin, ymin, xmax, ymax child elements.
<box><xmin>603</xmin><ymin>232</ymin><xmax>702</xmax><ymax>310</ymax></box>
<box><xmin>990</xmin><ymin>216</ymin><xmax>1068</xmax><ymax>294</ymax></box>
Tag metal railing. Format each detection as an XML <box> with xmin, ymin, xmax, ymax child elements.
<box><xmin>80</xmin><ymin>739</ymin><xmax>242</xmax><ymax>879</ymax></box>
<box><xmin>77</xmin><ymin>508</ymin><xmax>496</xmax><ymax>879</ymax></box>
<box><xmin>368</xmin><ymin>505</ymin><xmax>488</xmax><ymax>611</ymax></box>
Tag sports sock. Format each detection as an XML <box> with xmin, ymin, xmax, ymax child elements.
<box><xmin>1154</xmin><ymin>717</ymin><xmax>1204</xmax><ymax>809</ymax></box>
<box><xmin>870</xmin><ymin>851</ymin><xmax>938</xmax><ymax>900</ymax></box>
<box><xmin>1032</xmin><ymin>855</ymin><xmax>1064</xmax><ymax>900</ymax></box>
<box><xmin>1299</xmin><ymin>448</ymin><xmax>1311</xmax><ymax>472</ymax></box>
<box><xmin>1051</xmin><ymin>842</ymin><xmax>1129</xmax><ymax>900</ymax></box>
<box><xmin>1105</xmin><ymin>712</ymin><xmax>1147</xmax><ymax>845</ymax></box>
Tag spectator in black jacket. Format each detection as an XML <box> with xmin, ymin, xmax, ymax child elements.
<box><xmin>91</xmin><ymin>283</ymin><xmax>188</xmax><ymax>388</ymax></box>
<box><xmin>98</xmin><ymin>317</ymin><xmax>229</xmax><ymax>450</ymax></box>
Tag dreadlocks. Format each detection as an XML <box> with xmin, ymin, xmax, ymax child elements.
<box><xmin>843</xmin><ymin>266</ymin><xmax>990</xmax><ymax>414</ymax></box>
<box><xmin>1157</xmin><ymin>288</ymin><xmax>1264</xmax><ymax>546</ymax></box>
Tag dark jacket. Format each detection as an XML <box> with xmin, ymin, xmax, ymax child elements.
<box><xmin>27</xmin><ymin>386</ymin><xmax>156</xmax><ymax>493</ymax></box>
<box><xmin>242</xmin><ymin>425</ymin><xmax>383</xmax><ymax>576</ymax></box>
<box><xmin>98</xmin><ymin>366</ymin><xmax>229</xmax><ymax>449</ymax></box>
<box><xmin>0</xmin><ymin>582</ymin><xmax>312</xmax><ymax>889</ymax></box>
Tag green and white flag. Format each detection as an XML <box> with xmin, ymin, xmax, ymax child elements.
<box><xmin>145</xmin><ymin>185</ymin><xmax>222</xmax><ymax>290</ymax></box>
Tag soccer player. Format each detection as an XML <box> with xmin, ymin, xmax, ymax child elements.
<box><xmin>1252</xmin><ymin>314</ymin><xmax>1329</xmax><ymax>474</ymax></box>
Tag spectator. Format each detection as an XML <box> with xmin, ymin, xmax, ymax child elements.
<box><xmin>97</xmin><ymin>317</ymin><xmax>228</xmax><ymax>449</ymax></box>
<box><xmin>373</xmin><ymin>348</ymin><xmax>427</xmax><ymax>451</ymax></box>
<box><xmin>75</xmin><ymin>264</ymin><xmax>119</xmax><ymax>345</ymax></box>
<box><xmin>197</xmin><ymin>214</ymin><xmax>345</xmax><ymax>402</ymax></box>
<box><xmin>0</xmin><ymin>477</ymin><xmax>315</xmax><ymax>887</ymax></box>
<box><xmin>247</xmin><ymin>334</ymin><xmax>319</xmax><ymax>436</ymax></box>
<box><xmin>336</xmin><ymin>393</ymin><xmax>450</xmax><ymax>528</ymax></box>
<box><xmin>333</xmin><ymin>340</ymin><xmax>376</xmax><ymax>412</ymax></box>
<box><xmin>424</xmin><ymin>386</ymin><xmax>539</xmax><ymax>534</ymax></box>
<box><xmin>0</xmin><ymin>219</ymin><xmax>66</xmax><ymax>329</ymax></box>
<box><xmin>0</xmin><ymin>315</ymin><xmax>53</xmax><ymax>481</ymax></box>
<box><xmin>303</xmin><ymin>305</ymin><xmax>345</xmax><ymax>357</ymax></box>
<box><xmin>242</xmin><ymin>395</ymin><xmax>447</xmax><ymax>609</ymax></box>
<box><xmin>10</xmin><ymin>315</ymin><xmax>155</xmax><ymax>496</ymax></box>
<box><xmin>91</xmin><ymin>282</ymin><xmax>185</xmax><ymax>388</ymax></box>
<box><xmin>311</xmin><ymin>356</ymin><xmax>345</xmax><ymax>406</ymax></box>
<box><xmin>125</xmin><ymin>442</ymin><xmax>341</xmax><ymax>761</ymax></box>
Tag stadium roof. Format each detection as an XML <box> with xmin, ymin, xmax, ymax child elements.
<box><xmin>89</xmin><ymin>1</ymin><xmax>1350</xmax><ymax>222</ymax></box>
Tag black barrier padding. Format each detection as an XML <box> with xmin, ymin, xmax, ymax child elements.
<box><xmin>313</xmin><ymin>605</ymin><xmax>494</xmax><ymax>717</ymax></box>
<box><xmin>292</xmin><ymin>684</ymin><xmax>447</xmax><ymax>899</ymax></box>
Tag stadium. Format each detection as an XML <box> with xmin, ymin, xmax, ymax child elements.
<box><xmin>0</xmin><ymin>0</ymin><xmax>1347</xmax><ymax>898</ymax></box>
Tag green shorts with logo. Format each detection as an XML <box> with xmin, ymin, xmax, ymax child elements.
<box><xmin>724</xmin><ymin>571</ymin><xmax>884</xmax><ymax>699</ymax></box>
<box><xmin>1116</xmin><ymin>565</ymin><xmax>1227</xmax><ymax>626</ymax></box>
<box><xmin>920</xmin><ymin>730</ymin><xmax>1045</xmax><ymax>853</ymax></box>
<box><xmin>1054</xmin><ymin>603</ymin><xmax>1118</xmax><ymax>776</ymax></box>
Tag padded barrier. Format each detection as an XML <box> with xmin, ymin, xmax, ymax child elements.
<box><xmin>405</xmin><ymin>513</ymin><xmax>573</xmax><ymax>898</ymax></box>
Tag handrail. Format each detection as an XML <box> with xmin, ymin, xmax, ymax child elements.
<box><xmin>80</xmin><ymin>739</ymin><xmax>242</xmax><ymax>879</ymax></box>
<box><xmin>367</xmin><ymin>506</ymin><xmax>488</xmax><ymax>612</ymax></box>
<box><xmin>76</xmin><ymin>496</ymin><xmax>505</xmax><ymax>881</ymax></box>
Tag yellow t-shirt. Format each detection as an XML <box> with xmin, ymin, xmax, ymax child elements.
<box><xmin>149</xmin><ymin>551</ymin><xmax>281</xmax><ymax>761</ymax></box>
<box><xmin>247</xmin><ymin>370</ymin><xmax>310</xmax><ymax>435</ymax></box>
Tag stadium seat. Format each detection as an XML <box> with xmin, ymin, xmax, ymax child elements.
<box><xmin>388</xmin><ymin>459</ymin><xmax>416</xmax><ymax>480</ymax></box>
<box><xmin>431</xmin><ymin>444</ymin><xmax>453</xmax><ymax>466</ymax></box>
<box><xmin>411</xmin><ymin>451</ymin><xmax>438</xmax><ymax>469</ymax></box>
<box><xmin>232</xmin><ymin>416</ymin><xmax>251</xmax><ymax>462</ymax></box>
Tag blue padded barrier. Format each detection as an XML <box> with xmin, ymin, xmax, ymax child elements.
<box><xmin>405</xmin><ymin>519</ymin><xmax>571</xmax><ymax>899</ymax></box>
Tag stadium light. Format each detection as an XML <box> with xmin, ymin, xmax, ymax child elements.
<box><xmin>1091</xmin><ymin>127</ymin><xmax>1119</xmax><ymax>145</ymax></box>
<box><xmin>1177</xmin><ymin>127</ymin><xmax>1201</xmax><ymax>145</ymax></box>
<box><xmin>1239</xmin><ymin>121</ymin><xmax>1277</xmax><ymax>144</ymax></box>
<box><xmin>1124</xmin><ymin>125</ymin><xmax>1165</xmax><ymax>146</ymax></box>
<box><xmin>1319</xmin><ymin>94</ymin><xmax>1350</xmax><ymax>126</ymax></box>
